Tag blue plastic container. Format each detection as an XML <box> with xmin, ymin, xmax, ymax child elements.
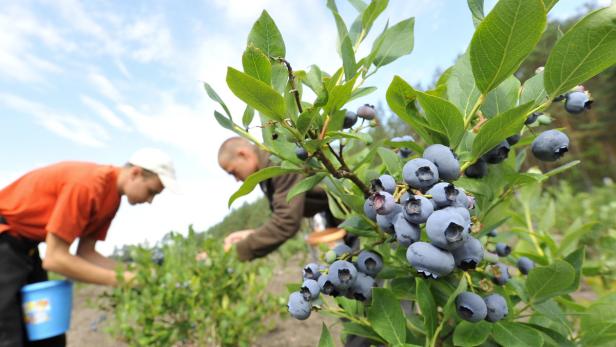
<box><xmin>21</xmin><ymin>280</ymin><xmax>73</xmax><ymax>341</ymax></box>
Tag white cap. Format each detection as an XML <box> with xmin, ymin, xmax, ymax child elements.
<box><xmin>128</xmin><ymin>148</ymin><xmax>179</xmax><ymax>192</ymax></box>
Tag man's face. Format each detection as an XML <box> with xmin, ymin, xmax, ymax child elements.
<box><xmin>124</xmin><ymin>167</ymin><xmax>164</xmax><ymax>205</ymax></box>
<box><xmin>220</xmin><ymin>149</ymin><xmax>258</xmax><ymax>182</ymax></box>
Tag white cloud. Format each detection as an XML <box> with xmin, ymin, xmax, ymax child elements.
<box><xmin>0</xmin><ymin>93</ymin><xmax>110</xmax><ymax>147</ymax></box>
<box><xmin>88</xmin><ymin>72</ymin><xmax>123</xmax><ymax>102</ymax></box>
<box><xmin>81</xmin><ymin>95</ymin><xmax>129</xmax><ymax>130</ymax></box>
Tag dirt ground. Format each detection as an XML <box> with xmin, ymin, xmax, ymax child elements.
<box><xmin>66</xmin><ymin>254</ymin><xmax>343</xmax><ymax>347</ymax></box>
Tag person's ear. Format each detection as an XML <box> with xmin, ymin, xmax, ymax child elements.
<box><xmin>129</xmin><ymin>166</ymin><xmax>142</xmax><ymax>179</ymax></box>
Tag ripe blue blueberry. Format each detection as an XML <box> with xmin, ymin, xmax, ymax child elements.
<box><xmin>403</xmin><ymin>158</ymin><xmax>439</xmax><ymax>190</ymax></box>
<box><xmin>357</xmin><ymin>250</ymin><xmax>383</xmax><ymax>277</ymax></box>
<box><xmin>332</xmin><ymin>243</ymin><xmax>352</xmax><ymax>259</ymax></box>
<box><xmin>287</xmin><ymin>291</ymin><xmax>311</xmax><ymax>320</ymax></box>
<box><xmin>506</xmin><ymin>134</ymin><xmax>521</xmax><ymax>146</ymax></box>
<box><xmin>363</xmin><ymin>197</ymin><xmax>377</xmax><ymax>221</ymax></box>
<box><xmin>441</xmin><ymin>206</ymin><xmax>471</xmax><ymax>227</ymax></box>
<box><xmin>464</xmin><ymin>158</ymin><xmax>487</xmax><ymax>179</ymax></box>
<box><xmin>456</xmin><ymin>292</ymin><xmax>488</xmax><ymax>323</ymax></box>
<box><xmin>406</xmin><ymin>242</ymin><xmax>455</xmax><ymax>279</ymax></box>
<box><xmin>373</xmin><ymin>191</ymin><xmax>396</xmax><ymax>215</ymax></box>
<box><xmin>317</xmin><ymin>274</ymin><xmax>338</xmax><ymax>296</ymax></box>
<box><xmin>372</xmin><ymin>174</ymin><xmax>396</xmax><ymax>194</ymax></box>
<box><xmin>422</xmin><ymin>144</ymin><xmax>460</xmax><ymax>181</ymax></box>
<box><xmin>303</xmin><ymin>263</ymin><xmax>322</xmax><ymax>281</ymax></box>
<box><xmin>295</xmin><ymin>147</ymin><xmax>308</xmax><ymax>160</ymax></box>
<box><xmin>427</xmin><ymin>183</ymin><xmax>468</xmax><ymax>208</ymax></box>
<box><xmin>484</xmin><ymin>294</ymin><xmax>508</xmax><ymax>322</ymax></box>
<box><xmin>452</xmin><ymin>236</ymin><xmax>484</xmax><ymax>270</ymax></box>
<box><xmin>357</xmin><ymin>104</ymin><xmax>376</xmax><ymax>120</ymax></box>
<box><xmin>564</xmin><ymin>91</ymin><xmax>592</xmax><ymax>114</ymax></box>
<box><xmin>328</xmin><ymin>260</ymin><xmax>358</xmax><ymax>291</ymax></box>
<box><xmin>152</xmin><ymin>248</ymin><xmax>164</xmax><ymax>266</ymax></box>
<box><xmin>517</xmin><ymin>257</ymin><xmax>535</xmax><ymax>275</ymax></box>
<box><xmin>343</xmin><ymin>111</ymin><xmax>358</xmax><ymax>129</ymax></box>
<box><xmin>492</xmin><ymin>263</ymin><xmax>510</xmax><ymax>285</ymax></box>
<box><xmin>399</xmin><ymin>191</ymin><xmax>411</xmax><ymax>205</ymax></box>
<box><xmin>487</xmin><ymin>229</ymin><xmax>498</xmax><ymax>237</ymax></box>
<box><xmin>402</xmin><ymin>195</ymin><xmax>434</xmax><ymax>224</ymax></box>
<box><xmin>393</xmin><ymin>213</ymin><xmax>421</xmax><ymax>247</ymax></box>
<box><xmin>349</xmin><ymin>272</ymin><xmax>376</xmax><ymax>301</ymax></box>
<box><xmin>393</xmin><ymin>135</ymin><xmax>415</xmax><ymax>158</ymax></box>
<box><xmin>495</xmin><ymin>243</ymin><xmax>511</xmax><ymax>257</ymax></box>
<box><xmin>483</xmin><ymin>140</ymin><xmax>510</xmax><ymax>164</ymax></box>
<box><xmin>426</xmin><ymin>210</ymin><xmax>469</xmax><ymax>251</ymax></box>
<box><xmin>300</xmin><ymin>279</ymin><xmax>321</xmax><ymax>301</ymax></box>
<box><xmin>376</xmin><ymin>208</ymin><xmax>401</xmax><ymax>234</ymax></box>
<box><xmin>526</xmin><ymin>112</ymin><xmax>541</xmax><ymax>125</ymax></box>
<box><xmin>531</xmin><ymin>129</ymin><xmax>569</xmax><ymax>162</ymax></box>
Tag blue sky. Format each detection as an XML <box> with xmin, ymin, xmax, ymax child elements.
<box><xmin>0</xmin><ymin>0</ymin><xmax>608</xmax><ymax>254</ymax></box>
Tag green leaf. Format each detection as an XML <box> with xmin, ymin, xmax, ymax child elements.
<box><xmin>558</xmin><ymin>219</ymin><xmax>595</xmax><ymax>256</ymax></box>
<box><xmin>287</xmin><ymin>173</ymin><xmax>326</xmax><ymax>202</ymax></box>
<box><xmin>562</xmin><ymin>247</ymin><xmax>585</xmax><ymax>293</ymax></box>
<box><xmin>527</xmin><ymin>323</ymin><xmax>575</xmax><ymax>347</ymax></box>
<box><xmin>297</xmin><ymin>109</ymin><xmax>319</xmax><ymax>136</ymax></box>
<box><xmin>471</xmin><ymin>102</ymin><xmax>534</xmax><ymax>160</ymax></box>
<box><xmin>324</xmin><ymin>76</ymin><xmax>357</xmax><ymax>115</ymax></box>
<box><xmin>247</xmin><ymin>10</ymin><xmax>285</xmax><ymax>58</ymax></box>
<box><xmin>348</xmin><ymin>0</ymin><xmax>368</xmax><ymax>12</ymax></box>
<box><xmin>367</xmin><ymin>288</ymin><xmax>406</xmax><ymax>345</ymax></box>
<box><xmin>241</xmin><ymin>106</ymin><xmax>255</xmax><ymax>129</ymax></box>
<box><xmin>580</xmin><ymin>293</ymin><xmax>616</xmax><ymax>346</ymax></box>
<box><xmin>226</xmin><ymin>67</ymin><xmax>285</xmax><ymax>121</ymax></box>
<box><xmin>520</xmin><ymin>71</ymin><xmax>549</xmax><ymax>106</ymax></box>
<box><xmin>416</xmin><ymin>91</ymin><xmax>465</xmax><ymax>147</ymax></box>
<box><xmin>453</xmin><ymin>320</ymin><xmax>492</xmax><ymax>346</ymax></box>
<box><xmin>493</xmin><ymin>322</ymin><xmax>544</xmax><ymax>347</ymax></box>
<box><xmin>470</xmin><ymin>0</ymin><xmax>546</xmax><ymax>93</ymax></box>
<box><xmin>372</xmin><ymin>18</ymin><xmax>415</xmax><ymax>67</ymax></box>
<box><xmin>203</xmin><ymin>82</ymin><xmax>231</xmax><ymax>118</ymax></box>
<box><xmin>377</xmin><ymin>147</ymin><xmax>401</xmax><ymax>176</ymax></box>
<box><xmin>228</xmin><ymin>167</ymin><xmax>298</xmax><ymax>207</ymax></box>
<box><xmin>341</xmin><ymin>323</ymin><xmax>386</xmax><ymax>344</ymax></box>
<box><xmin>442</xmin><ymin>275</ymin><xmax>468</xmax><ymax>322</ymax></box>
<box><xmin>415</xmin><ymin>278</ymin><xmax>437</xmax><ymax>339</ymax></box>
<box><xmin>467</xmin><ymin>0</ymin><xmax>485</xmax><ymax>27</ymax></box>
<box><xmin>543</xmin><ymin>160</ymin><xmax>581</xmax><ymax>178</ymax></box>
<box><xmin>543</xmin><ymin>0</ymin><xmax>559</xmax><ymax>11</ymax></box>
<box><xmin>349</xmin><ymin>86</ymin><xmax>377</xmax><ymax>102</ymax></box>
<box><xmin>361</xmin><ymin>0</ymin><xmax>388</xmax><ymax>34</ymax></box>
<box><xmin>214</xmin><ymin>110</ymin><xmax>234</xmax><ymax>131</ymax></box>
<box><xmin>271</xmin><ymin>62</ymin><xmax>289</xmax><ymax>94</ymax></box>
<box><xmin>480</xmin><ymin>76</ymin><xmax>521</xmax><ymax>118</ymax></box>
<box><xmin>318</xmin><ymin>323</ymin><xmax>334</xmax><ymax>347</ymax></box>
<box><xmin>327</xmin><ymin>1</ymin><xmax>357</xmax><ymax>81</ymax></box>
<box><xmin>544</xmin><ymin>5</ymin><xmax>616</xmax><ymax>97</ymax></box>
<box><xmin>242</xmin><ymin>45</ymin><xmax>272</xmax><ymax>84</ymax></box>
<box><xmin>447</xmin><ymin>51</ymin><xmax>481</xmax><ymax>118</ymax></box>
<box><xmin>526</xmin><ymin>260</ymin><xmax>575</xmax><ymax>304</ymax></box>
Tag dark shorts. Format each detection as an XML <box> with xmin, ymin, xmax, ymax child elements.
<box><xmin>0</xmin><ymin>233</ymin><xmax>66</xmax><ymax>347</ymax></box>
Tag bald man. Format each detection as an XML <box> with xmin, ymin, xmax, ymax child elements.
<box><xmin>218</xmin><ymin>137</ymin><xmax>343</xmax><ymax>261</ymax></box>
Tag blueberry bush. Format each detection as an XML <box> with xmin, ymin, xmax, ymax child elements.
<box><xmin>101</xmin><ymin>229</ymin><xmax>280</xmax><ymax>346</ymax></box>
<box><xmin>205</xmin><ymin>1</ymin><xmax>616</xmax><ymax>346</ymax></box>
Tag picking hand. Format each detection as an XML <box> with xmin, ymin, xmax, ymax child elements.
<box><xmin>223</xmin><ymin>229</ymin><xmax>254</xmax><ymax>252</ymax></box>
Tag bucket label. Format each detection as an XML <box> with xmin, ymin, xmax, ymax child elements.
<box><xmin>23</xmin><ymin>298</ymin><xmax>51</xmax><ymax>325</ymax></box>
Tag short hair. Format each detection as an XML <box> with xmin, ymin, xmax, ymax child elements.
<box><xmin>218</xmin><ymin>137</ymin><xmax>257</xmax><ymax>164</ymax></box>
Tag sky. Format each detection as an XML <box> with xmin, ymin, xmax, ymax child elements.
<box><xmin>0</xmin><ymin>0</ymin><xmax>610</xmax><ymax>255</ymax></box>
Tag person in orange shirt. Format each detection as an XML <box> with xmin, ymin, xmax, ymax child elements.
<box><xmin>0</xmin><ymin>148</ymin><xmax>177</xmax><ymax>347</ymax></box>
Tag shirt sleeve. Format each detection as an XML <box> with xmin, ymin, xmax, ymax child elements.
<box><xmin>46</xmin><ymin>183</ymin><xmax>95</xmax><ymax>244</ymax></box>
<box><xmin>235</xmin><ymin>173</ymin><xmax>305</xmax><ymax>261</ymax></box>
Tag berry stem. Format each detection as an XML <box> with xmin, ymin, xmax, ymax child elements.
<box><xmin>464</xmin><ymin>272</ymin><xmax>475</xmax><ymax>293</ymax></box>
<box><xmin>523</xmin><ymin>203</ymin><xmax>545</xmax><ymax>258</ymax></box>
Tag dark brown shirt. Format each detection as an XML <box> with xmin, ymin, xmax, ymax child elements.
<box><xmin>235</xmin><ymin>150</ymin><xmax>329</xmax><ymax>261</ymax></box>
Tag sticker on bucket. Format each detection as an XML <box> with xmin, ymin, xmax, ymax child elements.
<box><xmin>23</xmin><ymin>298</ymin><xmax>51</xmax><ymax>325</ymax></box>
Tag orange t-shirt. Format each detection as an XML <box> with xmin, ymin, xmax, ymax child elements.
<box><xmin>0</xmin><ymin>161</ymin><xmax>121</xmax><ymax>244</ymax></box>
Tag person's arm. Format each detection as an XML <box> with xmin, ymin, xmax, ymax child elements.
<box><xmin>43</xmin><ymin>232</ymin><xmax>132</xmax><ymax>286</ymax></box>
<box><xmin>77</xmin><ymin>234</ymin><xmax>119</xmax><ymax>270</ymax></box>
<box><xmin>235</xmin><ymin>173</ymin><xmax>305</xmax><ymax>261</ymax></box>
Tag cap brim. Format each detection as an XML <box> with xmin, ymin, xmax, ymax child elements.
<box><xmin>159</xmin><ymin>175</ymin><xmax>181</xmax><ymax>194</ymax></box>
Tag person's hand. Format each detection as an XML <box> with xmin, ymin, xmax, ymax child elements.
<box><xmin>223</xmin><ymin>229</ymin><xmax>254</xmax><ymax>252</ymax></box>
<box><xmin>195</xmin><ymin>251</ymin><xmax>209</xmax><ymax>261</ymax></box>
<box><xmin>121</xmin><ymin>271</ymin><xmax>136</xmax><ymax>286</ymax></box>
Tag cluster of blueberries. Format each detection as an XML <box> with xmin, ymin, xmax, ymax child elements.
<box><xmin>466</xmin><ymin>89</ymin><xmax>592</xmax><ymax>178</ymax></box>
<box><xmin>288</xmin><ymin>245</ymin><xmax>383</xmax><ymax>320</ymax></box>
<box><xmin>288</xmin><ymin>89</ymin><xmax>591</xmax><ymax>322</ymax></box>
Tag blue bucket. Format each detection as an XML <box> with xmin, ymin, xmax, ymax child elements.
<box><xmin>21</xmin><ymin>280</ymin><xmax>73</xmax><ymax>341</ymax></box>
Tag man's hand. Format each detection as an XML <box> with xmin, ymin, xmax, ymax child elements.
<box><xmin>223</xmin><ymin>229</ymin><xmax>255</xmax><ymax>252</ymax></box>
